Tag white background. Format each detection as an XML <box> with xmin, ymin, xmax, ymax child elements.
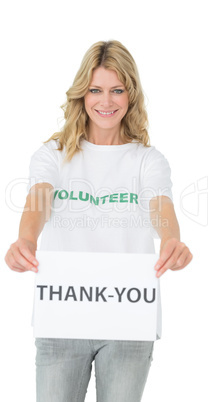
<box><xmin>0</xmin><ymin>0</ymin><xmax>212</xmax><ymax>401</ymax></box>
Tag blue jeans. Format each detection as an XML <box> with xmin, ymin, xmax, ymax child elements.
<box><xmin>35</xmin><ymin>338</ymin><xmax>154</xmax><ymax>402</ymax></box>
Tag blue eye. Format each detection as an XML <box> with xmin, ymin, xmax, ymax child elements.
<box><xmin>113</xmin><ymin>89</ymin><xmax>124</xmax><ymax>94</ymax></box>
<box><xmin>88</xmin><ymin>88</ymin><xmax>125</xmax><ymax>95</ymax></box>
<box><xmin>89</xmin><ymin>89</ymin><xmax>100</xmax><ymax>93</ymax></box>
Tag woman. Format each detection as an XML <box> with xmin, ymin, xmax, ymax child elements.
<box><xmin>5</xmin><ymin>40</ymin><xmax>193</xmax><ymax>402</ymax></box>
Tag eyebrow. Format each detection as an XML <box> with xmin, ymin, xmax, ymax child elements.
<box><xmin>89</xmin><ymin>85</ymin><xmax>125</xmax><ymax>89</ymax></box>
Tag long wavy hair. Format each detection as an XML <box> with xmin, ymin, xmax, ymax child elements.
<box><xmin>44</xmin><ymin>40</ymin><xmax>150</xmax><ymax>163</ymax></box>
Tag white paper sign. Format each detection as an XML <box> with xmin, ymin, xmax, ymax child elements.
<box><xmin>33</xmin><ymin>251</ymin><xmax>161</xmax><ymax>341</ymax></box>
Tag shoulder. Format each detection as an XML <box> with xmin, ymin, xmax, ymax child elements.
<box><xmin>32</xmin><ymin>139</ymin><xmax>59</xmax><ymax>155</ymax></box>
<box><xmin>30</xmin><ymin>139</ymin><xmax>64</xmax><ymax>164</ymax></box>
<box><xmin>137</xmin><ymin>144</ymin><xmax>170</xmax><ymax>165</ymax></box>
<box><xmin>134</xmin><ymin>143</ymin><xmax>172</xmax><ymax>178</ymax></box>
<box><xmin>133</xmin><ymin>142</ymin><xmax>166</xmax><ymax>161</ymax></box>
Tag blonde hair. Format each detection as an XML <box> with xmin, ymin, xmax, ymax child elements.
<box><xmin>44</xmin><ymin>40</ymin><xmax>150</xmax><ymax>163</ymax></box>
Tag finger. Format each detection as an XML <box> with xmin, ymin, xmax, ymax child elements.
<box><xmin>154</xmin><ymin>240</ymin><xmax>177</xmax><ymax>271</ymax></box>
<box><xmin>161</xmin><ymin>245</ymin><xmax>189</xmax><ymax>272</ymax></box>
<box><xmin>9</xmin><ymin>252</ymin><xmax>25</xmax><ymax>270</ymax></box>
<box><xmin>157</xmin><ymin>249</ymin><xmax>193</xmax><ymax>277</ymax></box>
<box><xmin>5</xmin><ymin>251</ymin><xmax>23</xmax><ymax>271</ymax></box>
<box><xmin>11</xmin><ymin>267</ymin><xmax>26</xmax><ymax>273</ymax></box>
<box><xmin>10</xmin><ymin>247</ymin><xmax>37</xmax><ymax>272</ymax></box>
<box><xmin>156</xmin><ymin>264</ymin><xmax>169</xmax><ymax>278</ymax></box>
<box><xmin>5</xmin><ymin>252</ymin><xmax>31</xmax><ymax>273</ymax></box>
<box><xmin>171</xmin><ymin>251</ymin><xmax>193</xmax><ymax>271</ymax></box>
<box><xmin>18</xmin><ymin>243</ymin><xmax>38</xmax><ymax>267</ymax></box>
<box><xmin>174</xmin><ymin>247</ymin><xmax>190</xmax><ymax>269</ymax></box>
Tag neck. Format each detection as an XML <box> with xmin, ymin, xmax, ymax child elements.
<box><xmin>87</xmin><ymin>123</ymin><xmax>124</xmax><ymax>145</ymax></box>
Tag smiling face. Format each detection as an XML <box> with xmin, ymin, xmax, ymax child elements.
<box><xmin>84</xmin><ymin>67</ymin><xmax>129</xmax><ymax>139</ymax></box>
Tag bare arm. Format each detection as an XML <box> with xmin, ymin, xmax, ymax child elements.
<box><xmin>5</xmin><ymin>183</ymin><xmax>54</xmax><ymax>273</ymax></box>
<box><xmin>149</xmin><ymin>196</ymin><xmax>193</xmax><ymax>277</ymax></box>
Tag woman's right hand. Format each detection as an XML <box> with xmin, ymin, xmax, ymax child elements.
<box><xmin>4</xmin><ymin>238</ymin><xmax>39</xmax><ymax>273</ymax></box>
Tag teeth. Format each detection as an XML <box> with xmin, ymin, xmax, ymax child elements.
<box><xmin>98</xmin><ymin>110</ymin><xmax>115</xmax><ymax>115</ymax></box>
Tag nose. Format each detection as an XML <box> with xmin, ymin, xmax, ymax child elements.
<box><xmin>100</xmin><ymin>91</ymin><xmax>113</xmax><ymax>108</ymax></box>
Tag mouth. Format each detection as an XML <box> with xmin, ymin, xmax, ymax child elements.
<box><xmin>95</xmin><ymin>109</ymin><xmax>118</xmax><ymax>117</ymax></box>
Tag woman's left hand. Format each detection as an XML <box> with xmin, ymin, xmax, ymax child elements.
<box><xmin>154</xmin><ymin>238</ymin><xmax>193</xmax><ymax>278</ymax></box>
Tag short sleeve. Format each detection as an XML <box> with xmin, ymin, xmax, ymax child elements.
<box><xmin>141</xmin><ymin>146</ymin><xmax>173</xmax><ymax>238</ymax></box>
<box><xmin>26</xmin><ymin>140</ymin><xmax>60</xmax><ymax>193</ymax></box>
<box><xmin>142</xmin><ymin>147</ymin><xmax>173</xmax><ymax>201</ymax></box>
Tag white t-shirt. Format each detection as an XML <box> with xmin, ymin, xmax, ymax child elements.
<box><xmin>27</xmin><ymin>138</ymin><xmax>173</xmax><ymax>253</ymax></box>
<box><xmin>27</xmin><ymin>138</ymin><xmax>173</xmax><ymax>339</ymax></box>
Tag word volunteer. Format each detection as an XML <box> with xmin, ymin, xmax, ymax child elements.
<box><xmin>54</xmin><ymin>189</ymin><xmax>139</xmax><ymax>205</ymax></box>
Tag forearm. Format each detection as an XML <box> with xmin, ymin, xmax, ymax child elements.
<box><xmin>19</xmin><ymin>209</ymin><xmax>47</xmax><ymax>247</ymax></box>
<box><xmin>18</xmin><ymin>185</ymin><xmax>53</xmax><ymax>246</ymax></box>
<box><xmin>149</xmin><ymin>196</ymin><xmax>180</xmax><ymax>248</ymax></box>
